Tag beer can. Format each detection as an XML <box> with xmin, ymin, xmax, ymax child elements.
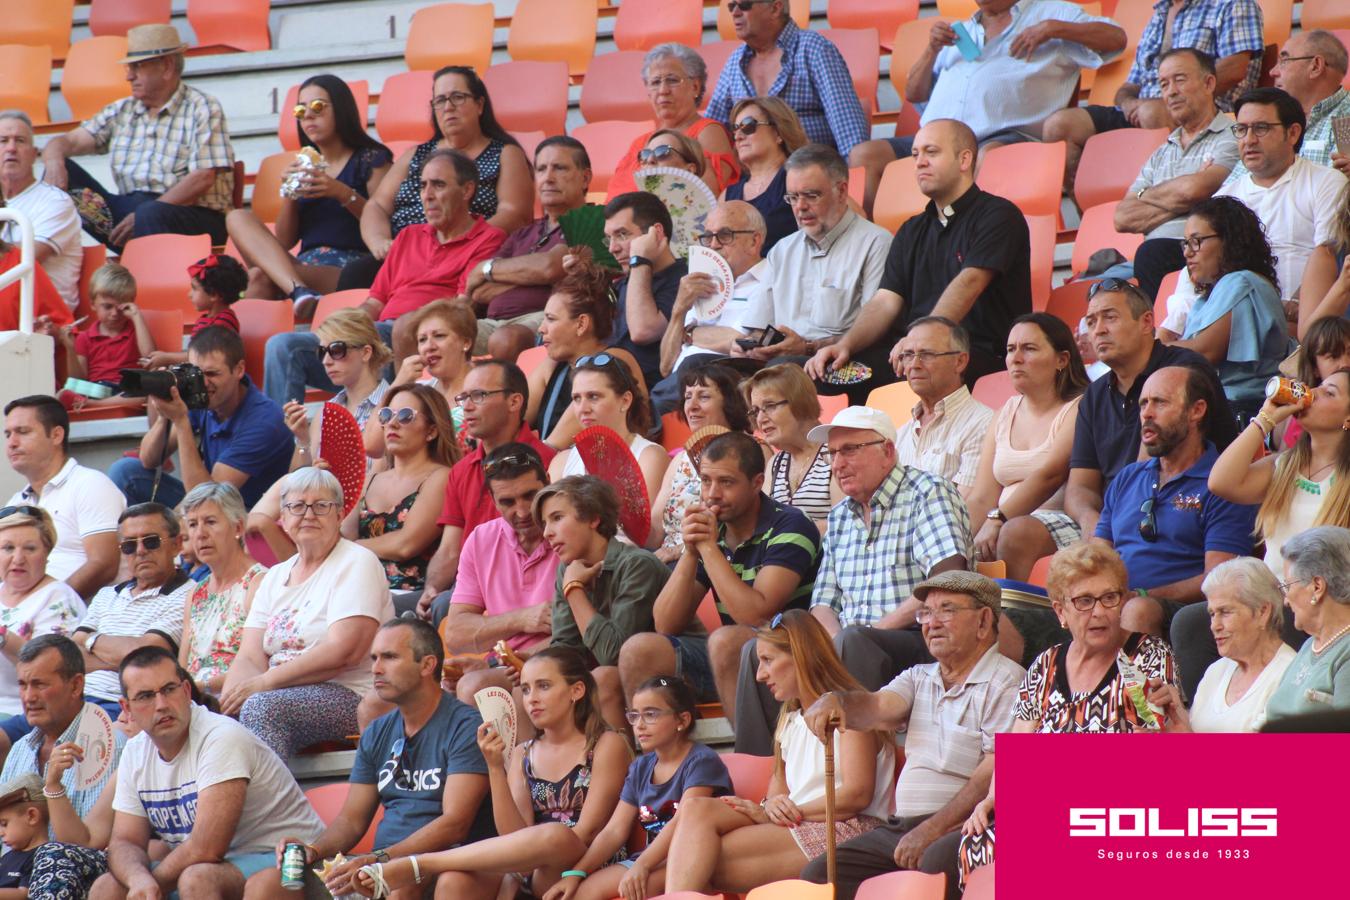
<box><xmin>1265</xmin><ymin>376</ymin><xmax>1313</xmax><ymax>410</ymax></box>
<box><xmin>281</xmin><ymin>843</ymin><xmax>306</xmax><ymax>891</ymax></box>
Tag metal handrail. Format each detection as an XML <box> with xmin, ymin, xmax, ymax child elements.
<box><xmin>0</xmin><ymin>209</ymin><xmax>36</xmax><ymax>333</ymax></box>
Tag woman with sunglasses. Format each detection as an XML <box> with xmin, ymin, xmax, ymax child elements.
<box><xmin>225</xmin><ymin>74</ymin><xmax>393</xmax><ymax>316</ymax></box>
<box><xmin>0</xmin><ymin>506</ymin><xmax>84</xmax><ymax>718</ymax></box>
<box><xmin>664</xmin><ymin>610</ymin><xmax>894</xmax><ymax>895</ymax></box>
<box><xmin>740</xmin><ymin>366</ymin><xmax>840</xmax><ymax>532</ymax></box>
<box><xmin>607</xmin><ymin>43</ymin><xmax>738</xmax><ymax>199</ymax></box>
<box><xmin>344</xmin><ymin>66</ymin><xmax>532</xmax><ymax>290</ymax></box>
<box><xmin>966</xmin><ymin>313</ymin><xmax>1090</xmax><ymax>581</ymax></box>
<box><xmin>531</xmin><ymin>249</ymin><xmax>646</xmax><ymax>450</ymax></box>
<box><xmin>1166</xmin><ymin>196</ymin><xmax>1290</xmax><ymax>423</ymax></box>
<box><xmin>636</xmin><ymin>130</ymin><xmax>710</xmax><ymax>186</ymax></box>
<box><xmin>341</xmin><ymin>384</ymin><xmax>455</xmax><ymax>593</ymax></box>
<box><xmin>722</xmin><ymin>97</ymin><xmax>807</xmax><ymax>253</ymax></box>
<box><xmin>547</xmin><ymin>356</ymin><xmax>668</xmax><ymax>534</ymax></box>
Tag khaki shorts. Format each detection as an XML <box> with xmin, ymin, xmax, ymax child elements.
<box><xmin>473</xmin><ymin>310</ymin><xmax>545</xmax><ymax>355</ymax></box>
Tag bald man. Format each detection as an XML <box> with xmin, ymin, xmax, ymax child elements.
<box><xmin>806</xmin><ymin>119</ymin><xmax>1032</xmax><ymax>404</ymax></box>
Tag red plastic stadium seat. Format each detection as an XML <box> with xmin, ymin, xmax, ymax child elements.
<box><xmin>721</xmin><ymin>753</ymin><xmax>774</xmax><ymax>803</ymax></box>
<box><xmin>119</xmin><ymin>233</ymin><xmax>212</xmax><ymax>317</ymax></box>
<box><xmin>0</xmin><ymin>45</ymin><xmax>52</xmax><ymax>126</ymax></box>
<box><xmin>281</xmin><ymin>81</ymin><xmax>370</xmax><ymax>153</ymax></box>
<box><xmin>516</xmin><ymin>345</ymin><xmax>549</xmax><ymax>379</ymax></box>
<box><xmin>311</xmin><ymin>290</ymin><xmax>368</xmax><ymax>330</ymax></box>
<box><xmin>1026</xmin><ymin>213</ymin><xmax>1057</xmax><ymax>312</ymax></box>
<box><xmin>484</xmin><ymin>61</ymin><xmax>570</xmax><ymax>139</ymax></box>
<box><xmin>856</xmin><ymin>871</ymin><xmax>946</xmax><ymax>900</ymax></box>
<box><xmin>89</xmin><ymin>0</ymin><xmax>172</xmax><ymax>38</ymax></box>
<box><xmin>62</xmin><ymin>37</ymin><xmax>133</xmax><ymax>121</ymax></box>
<box><xmin>374</xmin><ymin>72</ymin><xmax>434</xmax><ymax>146</ymax></box>
<box><xmin>12</xmin><ymin>0</ymin><xmax>74</xmax><ymax>60</ymax></box>
<box><xmin>828</xmin><ymin>0</ymin><xmax>919</xmax><ymax>51</ymax></box>
<box><xmin>572</xmin><ymin>120</ymin><xmax>652</xmax><ymax>193</ymax></box>
<box><xmin>187</xmin><ymin>0</ymin><xmax>271</xmax><ymax>52</ymax></box>
<box><xmin>972</xmin><ymin>371</ymin><xmax>1014</xmax><ymax>410</ymax></box>
<box><xmin>718</xmin><ymin>0</ymin><xmax>809</xmax><ymax>40</ymax></box>
<box><xmin>305</xmin><ymin>784</ymin><xmax>384</xmax><ymax>854</ymax></box>
<box><xmin>508</xmin><ymin>0</ymin><xmax>597</xmax><ymax>79</ymax></box>
<box><xmin>821</xmin><ymin>29</ymin><xmax>880</xmax><ymax>118</ymax></box>
<box><xmin>962</xmin><ymin>862</ymin><xmax>995</xmax><ymax>900</ymax></box>
<box><xmin>1074</xmin><ymin>127</ymin><xmax>1168</xmax><ymax>211</ymax></box>
<box><xmin>978</xmin><ymin>141</ymin><xmax>1066</xmax><ymax>219</ymax></box>
<box><xmin>579</xmin><ymin>51</ymin><xmax>654</xmax><ymax>123</ymax></box>
<box><xmin>1072</xmin><ymin>201</ymin><xmax>1145</xmax><ymax>274</ymax></box>
<box><xmin>406</xmin><ymin>3</ymin><xmax>495</xmax><ymax>74</ymax></box>
<box><xmin>613</xmin><ymin>0</ymin><xmax>702</xmax><ymax>52</ymax></box>
<box><xmin>1303</xmin><ymin>0</ymin><xmax>1350</xmax><ymax>29</ymax></box>
<box><xmin>234</xmin><ymin>299</ymin><xmax>294</xmax><ymax>389</ymax></box>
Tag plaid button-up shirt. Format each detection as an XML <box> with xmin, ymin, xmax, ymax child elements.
<box><xmin>82</xmin><ymin>81</ymin><xmax>236</xmax><ymax>213</ymax></box>
<box><xmin>811</xmin><ymin>464</ymin><xmax>973</xmax><ymax>628</ymax></box>
<box><xmin>1126</xmin><ymin>0</ymin><xmax>1265</xmax><ymax>110</ymax></box>
<box><xmin>0</xmin><ymin>702</ymin><xmax>126</xmax><ymax>828</ymax></box>
<box><xmin>705</xmin><ymin>20</ymin><xmax>870</xmax><ymax>157</ymax></box>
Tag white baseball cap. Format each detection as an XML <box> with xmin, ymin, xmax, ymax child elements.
<box><xmin>807</xmin><ymin>406</ymin><xmax>897</xmax><ymax>445</ymax></box>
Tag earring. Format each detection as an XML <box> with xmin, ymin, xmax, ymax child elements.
<box><xmin>1342</xmin><ymin>422</ymin><xmax>1350</xmax><ymax>432</ymax></box>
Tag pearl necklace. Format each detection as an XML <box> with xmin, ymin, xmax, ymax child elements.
<box><xmin>1313</xmin><ymin>621</ymin><xmax>1350</xmax><ymax>655</ymax></box>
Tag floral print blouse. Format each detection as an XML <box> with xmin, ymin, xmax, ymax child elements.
<box><xmin>184</xmin><ymin>563</ymin><xmax>267</xmax><ymax>687</ymax></box>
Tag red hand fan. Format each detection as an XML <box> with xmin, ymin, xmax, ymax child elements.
<box><xmin>319</xmin><ymin>402</ymin><xmax>365</xmax><ymax>518</ymax></box>
<box><xmin>573</xmin><ymin>425</ymin><xmax>652</xmax><ymax>547</ymax></box>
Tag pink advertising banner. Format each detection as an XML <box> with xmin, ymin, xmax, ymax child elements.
<box><xmin>995</xmin><ymin>733</ymin><xmax>1350</xmax><ymax>897</ymax></box>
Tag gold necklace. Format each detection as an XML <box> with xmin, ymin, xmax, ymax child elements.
<box><xmin>1313</xmin><ymin>620</ymin><xmax>1350</xmax><ymax>655</ymax></box>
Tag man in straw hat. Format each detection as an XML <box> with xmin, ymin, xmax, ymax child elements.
<box><xmin>800</xmin><ymin>570</ymin><xmax>1024</xmax><ymax>900</ymax></box>
<box><xmin>40</xmin><ymin>24</ymin><xmax>235</xmax><ymax>251</ymax></box>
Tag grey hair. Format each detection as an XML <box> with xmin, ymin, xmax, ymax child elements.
<box><xmin>180</xmin><ymin>481</ymin><xmax>248</xmax><ymax>528</ymax></box>
<box><xmin>280</xmin><ymin>466</ymin><xmax>344</xmax><ymax>507</ymax></box>
<box><xmin>642</xmin><ymin>43</ymin><xmax>707</xmax><ymax>104</ymax></box>
<box><xmin>785</xmin><ymin>143</ymin><xmax>848</xmax><ymax>184</ymax></box>
<box><xmin>908</xmin><ymin>315</ymin><xmax>971</xmax><ymax>353</ymax></box>
<box><xmin>0</xmin><ymin>110</ymin><xmax>33</xmax><ymax>132</ymax></box>
<box><xmin>169</xmin><ymin>51</ymin><xmax>186</xmax><ymax>77</ymax></box>
<box><xmin>1281</xmin><ymin>526</ymin><xmax>1350</xmax><ymax>605</ymax></box>
<box><xmin>1201</xmin><ymin>557</ymin><xmax>1284</xmax><ymax>634</ymax></box>
<box><xmin>1304</xmin><ymin>30</ymin><xmax>1349</xmax><ymax>75</ymax></box>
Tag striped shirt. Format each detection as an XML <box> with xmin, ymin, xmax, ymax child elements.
<box><xmin>1126</xmin><ymin>0</ymin><xmax>1265</xmax><ymax>109</ymax></box>
<box><xmin>0</xmin><ymin>702</ymin><xmax>126</xmax><ymax>825</ymax></box>
<box><xmin>77</xmin><ymin>573</ymin><xmax>193</xmax><ymax>702</ymax></box>
<box><xmin>1129</xmin><ymin>112</ymin><xmax>1239</xmax><ymax>240</ymax></box>
<box><xmin>768</xmin><ymin>448</ymin><xmax>833</xmax><ymax>523</ymax></box>
<box><xmin>694</xmin><ymin>494</ymin><xmax>821</xmax><ymax>623</ymax></box>
<box><xmin>895</xmin><ymin>386</ymin><xmax>993</xmax><ymax>493</ymax></box>
<box><xmin>811</xmin><ymin>464</ymin><xmax>973</xmax><ymax>628</ymax></box>
<box><xmin>883</xmin><ymin>645</ymin><xmax>1024</xmax><ymax>818</ymax></box>
<box><xmin>82</xmin><ymin>82</ymin><xmax>236</xmax><ymax>213</ymax></box>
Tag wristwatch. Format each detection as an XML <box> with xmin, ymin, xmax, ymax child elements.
<box><xmin>482</xmin><ymin>258</ymin><xmax>496</xmax><ymax>282</ymax></box>
<box><xmin>629</xmin><ymin>255</ymin><xmax>653</xmax><ymax>269</ymax></box>
<box><xmin>372</xmin><ymin>848</ymin><xmax>391</xmax><ymax>863</ymax></box>
<box><xmin>985</xmin><ymin>508</ymin><xmax>1007</xmax><ymax>523</ymax></box>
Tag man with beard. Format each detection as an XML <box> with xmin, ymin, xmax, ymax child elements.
<box><xmin>1092</xmin><ymin>366</ymin><xmax>1256</xmax><ymax>646</ymax></box>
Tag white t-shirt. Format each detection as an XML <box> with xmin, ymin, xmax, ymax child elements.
<box><xmin>244</xmin><ymin>538</ymin><xmax>392</xmax><ymax>696</ymax></box>
<box><xmin>0</xmin><ymin>180</ymin><xmax>82</xmax><ymax>309</ymax></box>
<box><xmin>673</xmin><ymin>260</ymin><xmax>768</xmax><ymax>370</ymax></box>
<box><xmin>113</xmin><ymin>705</ymin><xmax>324</xmax><ymax>852</ymax></box>
<box><xmin>1190</xmin><ymin>644</ymin><xmax>1297</xmax><ymax>733</ymax></box>
<box><xmin>778</xmin><ymin>710</ymin><xmax>894</xmax><ymax>820</ymax></box>
<box><xmin>8</xmin><ymin>458</ymin><xmax>126</xmax><ymax>583</ymax></box>
<box><xmin>0</xmin><ymin>580</ymin><xmax>85</xmax><ymax>715</ymax></box>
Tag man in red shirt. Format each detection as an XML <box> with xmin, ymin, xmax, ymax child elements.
<box><xmin>418</xmin><ymin>359</ymin><xmax>556</xmax><ymax>623</ymax></box>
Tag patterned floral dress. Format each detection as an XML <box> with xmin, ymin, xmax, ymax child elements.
<box><xmin>183</xmin><ymin>563</ymin><xmax>267</xmax><ymax>689</ymax></box>
<box><xmin>659</xmin><ymin>450</ymin><xmax>700</xmax><ymax>555</ymax></box>
<box><xmin>0</xmin><ymin>579</ymin><xmax>84</xmax><ymax>716</ymax></box>
<box><xmin>358</xmin><ymin>478</ymin><xmax>434</xmax><ymax>590</ymax></box>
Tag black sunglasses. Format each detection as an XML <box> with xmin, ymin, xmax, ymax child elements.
<box><xmin>637</xmin><ymin>145</ymin><xmax>692</xmax><ymax>166</ymax></box>
<box><xmin>726</xmin><ymin>0</ymin><xmax>770</xmax><ymax>11</ymax></box>
<box><xmin>319</xmin><ymin>341</ymin><xmax>364</xmax><ymax>360</ymax></box>
<box><xmin>484</xmin><ymin>452</ymin><xmax>538</xmax><ymax>478</ymax></box>
<box><xmin>0</xmin><ymin>505</ymin><xmax>42</xmax><ymax>520</ymax></box>
<box><xmin>119</xmin><ymin>534</ymin><xmax>165</xmax><ymax>555</ymax></box>
<box><xmin>1088</xmin><ymin>277</ymin><xmax>1149</xmax><ymax>304</ymax></box>
<box><xmin>1138</xmin><ymin>478</ymin><xmax>1160</xmax><ymax>543</ymax></box>
<box><xmin>732</xmin><ymin>118</ymin><xmax>773</xmax><ymax>136</ymax></box>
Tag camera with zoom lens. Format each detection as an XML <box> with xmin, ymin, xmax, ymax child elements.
<box><xmin>118</xmin><ymin>364</ymin><xmax>210</xmax><ymax>410</ymax></box>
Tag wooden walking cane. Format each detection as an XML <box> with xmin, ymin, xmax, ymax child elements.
<box><xmin>823</xmin><ymin>717</ymin><xmax>838</xmax><ymax>890</ymax></box>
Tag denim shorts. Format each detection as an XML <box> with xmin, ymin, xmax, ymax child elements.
<box><xmin>666</xmin><ymin>634</ymin><xmax>717</xmax><ymax>700</ymax></box>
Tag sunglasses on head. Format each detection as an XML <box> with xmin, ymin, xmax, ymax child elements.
<box><xmin>119</xmin><ymin>535</ymin><xmax>165</xmax><ymax>555</ymax></box>
<box><xmin>574</xmin><ymin>353</ymin><xmax>619</xmax><ymax>370</ymax></box>
<box><xmin>293</xmin><ymin>99</ymin><xmax>329</xmax><ymax>119</ymax></box>
<box><xmin>1087</xmin><ymin>277</ymin><xmax>1147</xmax><ymax>303</ymax></box>
<box><xmin>483</xmin><ymin>452</ymin><xmax>537</xmax><ymax>478</ymax></box>
<box><xmin>0</xmin><ymin>505</ymin><xmax>42</xmax><ymax>520</ymax></box>
<box><xmin>378</xmin><ymin>407</ymin><xmax>420</xmax><ymax>426</ymax></box>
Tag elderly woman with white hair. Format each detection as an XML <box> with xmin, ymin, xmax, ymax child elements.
<box><xmin>606</xmin><ymin>42</ymin><xmax>738</xmax><ymax>198</ymax></box>
<box><xmin>221</xmin><ymin>467</ymin><xmax>393</xmax><ymax>760</ymax></box>
<box><xmin>1265</xmin><ymin>526</ymin><xmax>1350</xmax><ymax>721</ymax></box>
<box><xmin>178</xmin><ymin>482</ymin><xmax>267</xmax><ymax>695</ymax></box>
<box><xmin>1148</xmin><ymin>557</ymin><xmax>1296</xmax><ymax>732</ymax></box>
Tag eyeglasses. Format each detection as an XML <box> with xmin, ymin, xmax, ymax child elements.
<box><xmin>915</xmin><ymin>604</ymin><xmax>981</xmax><ymax>625</ymax></box>
<box><xmin>454</xmin><ymin>389</ymin><xmax>510</xmax><ymax>406</ymax></box>
<box><xmin>292</xmin><ymin>99</ymin><xmax>330</xmax><ymax>119</ymax></box>
<box><xmin>378</xmin><ymin>407</ymin><xmax>420</xmax><ymax>426</ymax></box>
<box><xmin>1138</xmin><ymin>479</ymin><xmax>1160</xmax><ymax>542</ymax></box>
<box><xmin>281</xmin><ymin>499</ymin><xmax>340</xmax><ymax>517</ymax></box>
<box><xmin>783</xmin><ymin>190</ymin><xmax>825</xmax><ymax>207</ymax></box>
<box><xmin>726</xmin><ymin>0</ymin><xmax>771</xmax><ymax>11</ymax></box>
<box><xmin>1278</xmin><ymin>578</ymin><xmax>1307</xmax><ymax>596</ymax></box>
<box><xmin>644</xmin><ymin>75</ymin><xmax>688</xmax><ymax>93</ymax></box>
<box><xmin>0</xmin><ymin>505</ymin><xmax>42</xmax><ymax>520</ymax></box>
<box><xmin>896</xmin><ymin>350</ymin><xmax>962</xmax><ymax>366</ymax></box>
<box><xmin>1230</xmin><ymin>122</ymin><xmax>1284</xmax><ymax>139</ymax></box>
<box><xmin>119</xmin><ymin>534</ymin><xmax>165</xmax><ymax>555</ymax></box>
<box><xmin>126</xmin><ymin>679</ymin><xmax>185</xmax><ymax>706</ymax></box>
<box><xmin>637</xmin><ymin>145</ymin><xmax>693</xmax><ymax>166</ymax></box>
<box><xmin>575</xmin><ymin>353</ymin><xmax>619</xmax><ymax>370</ymax></box>
<box><xmin>1178</xmin><ymin>233</ymin><xmax>1220</xmax><ymax>255</ymax></box>
<box><xmin>696</xmin><ymin>228</ymin><xmax>756</xmax><ymax>248</ymax></box>
<box><xmin>747</xmin><ymin>399</ymin><xmax>790</xmax><ymax>419</ymax></box>
<box><xmin>319</xmin><ymin>341</ymin><xmax>360</xmax><ymax>360</ymax></box>
<box><xmin>484</xmin><ymin>452</ymin><xmax>537</xmax><ymax>478</ymax></box>
<box><xmin>1275</xmin><ymin>54</ymin><xmax>1317</xmax><ymax>67</ymax></box>
<box><xmin>1066</xmin><ymin>591</ymin><xmax>1126</xmax><ymax>612</ymax></box>
<box><xmin>823</xmin><ymin>439</ymin><xmax>888</xmax><ymax>464</ymax></box>
<box><xmin>430</xmin><ymin>91</ymin><xmax>476</xmax><ymax>110</ymax></box>
<box><xmin>625</xmin><ymin>708</ymin><xmax>675</xmax><ymax>725</ymax></box>
<box><xmin>733</xmin><ymin>119</ymin><xmax>773</xmax><ymax>136</ymax></box>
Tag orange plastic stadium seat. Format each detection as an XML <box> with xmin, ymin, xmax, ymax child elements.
<box><xmin>77</xmin><ymin>245</ymin><xmax>108</xmax><ymax>321</ymax></box>
<box><xmin>828</xmin><ymin>0</ymin><xmax>919</xmax><ymax>51</ymax></box>
<box><xmin>822</xmin><ymin>29</ymin><xmax>880</xmax><ymax>118</ymax></box>
<box><xmin>12</xmin><ymin>0</ymin><xmax>74</xmax><ymax>60</ymax></box>
<box><xmin>572</xmin><ymin>120</ymin><xmax>653</xmax><ymax>193</ymax></box>
<box><xmin>1155</xmin><ymin>269</ymin><xmax>1181</xmax><ymax>324</ymax></box>
<box><xmin>865</xmin><ymin>381</ymin><xmax>919</xmax><ymax>426</ymax></box>
<box><xmin>872</xmin><ymin>157</ymin><xmax>929</xmax><ymax>234</ymax></box>
<box><xmin>660</xmin><ymin>410</ymin><xmax>693</xmax><ymax>453</ymax></box>
<box><xmin>976</xmin><ymin>560</ymin><xmax>1007</xmax><ymax>579</ymax></box>
<box><xmin>119</xmin><ymin>233</ymin><xmax>212</xmax><ymax>316</ymax></box>
<box><xmin>305</xmin><ymin>784</ymin><xmax>384</xmax><ymax>854</ymax></box>
<box><xmin>1257</xmin><ymin>0</ymin><xmax>1293</xmax><ymax>48</ymax></box>
<box><xmin>187</xmin><ymin>0</ymin><xmax>271</xmax><ymax>52</ymax></box>
<box><xmin>374</xmin><ymin>71</ymin><xmax>434</xmax><ymax>146</ymax></box>
<box><xmin>977</xmin><ymin>141</ymin><xmax>1066</xmax><ymax>219</ymax></box>
<box><xmin>0</xmin><ymin>45</ymin><xmax>52</xmax><ymax>126</ymax></box>
<box><xmin>1044</xmin><ymin>280</ymin><xmax>1093</xmax><ymax>331</ymax></box>
<box><xmin>1026</xmin><ymin>213</ymin><xmax>1057</xmax><ymax>312</ymax></box>
<box><xmin>406</xmin><ymin>3</ymin><xmax>495</xmax><ymax>74</ymax></box>
<box><xmin>513</xmin><ymin>131</ymin><xmax>546</xmax><ymax>164</ymax></box>
<box><xmin>1073</xmin><ymin>127</ymin><xmax>1168</xmax><ymax>211</ymax></box>
<box><xmin>936</xmin><ymin>0</ymin><xmax>979</xmax><ymax>17</ymax></box>
<box><xmin>745</xmin><ymin>880</ymin><xmax>833</xmax><ymax>900</ymax></box>
<box><xmin>89</xmin><ymin>0</ymin><xmax>171</xmax><ymax>37</ymax></box>
<box><xmin>250</xmin><ymin>152</ymin><xmax>292</xmax><ymax>225</ymax></box>
<box><xmin>484</xmin><ymin>61</ymin><xmax>570</xmax><ymax>138</ymax></box>
<box><xmin>579</xmin><ymin>51</ymin><xmax>654</xmax><ymax>123</ymax></box>
<box><xmin>722</xmin><ymin>753</ymin><xmax>774</xmax><ymax>803</ymax></box>
<box><xmin>311</xmin><ymin>290</ymin><xmax>368</xmax><ymax>330</ymax></box>
<box><xmin>1071</xmin><ymin>201</ymin><xmax>1145</xmax><ymax>274</ymax></box>
<box><xmin>891</xmin><ymin>18</ymin><xmax>950</xmax><ymax>114</ymax></box>
<box><xmin>234</xmin><ymin>299</ymin><xmax>295</xmax><ymax>389</ymax></box>
<box><xmin>1028</xmin><ymin>555</ymin><xmax>1053</xmax><ymax>588</ymax></box>
<box><xmin>973</xmin><ymin>371</ymin><xmax>1015</xmax><ymax>410</ymax></box>
<box><xmin>613</xmin><ymin>0</ymin><xmax>703</xmax><ymax>53</ymax></box>
<box><xmin>697</xmin><ymin>41</ymin><xmax>739</xmax><ymax>114</ymax></box>
<box><xmin>281</xmin><ymin>81</ymin><xmax>370</xmax><ymax>152</ymax></box>
<box><xmin>515</xmin><ymin>345</ymin><xmax>549</xmax><ymax>379</ymax></box>
<box><xmin>139</xmin><ymin>309</ymin><xmax>184</xmax><ymax>355</ymax></box>
<box><xmin>507</xmin><ymin>0</ymin><xmax>597</xmax><ymax>79</ymax></box>
<box><xmin>856</xmin><ymin>871</ymin><xmax>946</xmax><ymax>900</ymax></box>
<box><xmin>61</xmin><ymin>37</ymin><xmax>132</xmax><ymax>121</ymax></box>
<box><xmin>818</xmin><ymin>393</ymin><xmax>849</xmax><ymax>422</ymax></box>
<box><xmin>695</xmin><ymin>590</ymin><xmax>722</xmax><ymax>634</ymax></box>
<box><xmin>962</xmin><ymin>862</ymin><xmax>994</xmax><ymax>899</ymax></box>
<box><xmin>1304</xmin><ymin>0</ymin><xmax>1350</xmax><ymax>30</ymax></box>
<box><xmin>718</xmin><ymin>0</ymin><xmax>809</xmax><ymax>40</ymax></box>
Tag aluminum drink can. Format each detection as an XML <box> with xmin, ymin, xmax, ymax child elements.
<box><xmin>1265</xmin><ymin>376</ymin><xmax>1313</xmax><ymax>410</ymax></box>
<box><xmin>281</xmin><ymin>843</ymin><xmax>306</xmax><ymax>890</ymax></box>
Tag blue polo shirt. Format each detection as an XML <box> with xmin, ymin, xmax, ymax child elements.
<box><xmin>187</xmin><ymin>375</ymin><xmax>292</xmax><ymax>507</ymax></box>
<box><xmin>1094</xmin><ymin>445</ymin><xmax>1256</xmax><ymax>590</ymax></box>
<box><xmin>695</xmin><ymin>493</ymin><xmax>822</xmax><ymax>625</ymax></box>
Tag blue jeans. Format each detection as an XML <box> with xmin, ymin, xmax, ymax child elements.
<box><xmin>264</xmin><ymin>321</ymin><xmax>393</xmax><ymax>405</ymax></box>
<box><xmin>107</xmin><ymin>456</ymin><xmax>186</xmax><ymax>508</ymax></box>
<box><xmin>64</xmin><ymin>160</ymin><xmax>227</xmax><ymax>251</ymax></box>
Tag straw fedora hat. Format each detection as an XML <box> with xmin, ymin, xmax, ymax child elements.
<box><xmin>119</xmin><ymin>24</ymin><xmax>189</xmax><ymax>64</ymax></box>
